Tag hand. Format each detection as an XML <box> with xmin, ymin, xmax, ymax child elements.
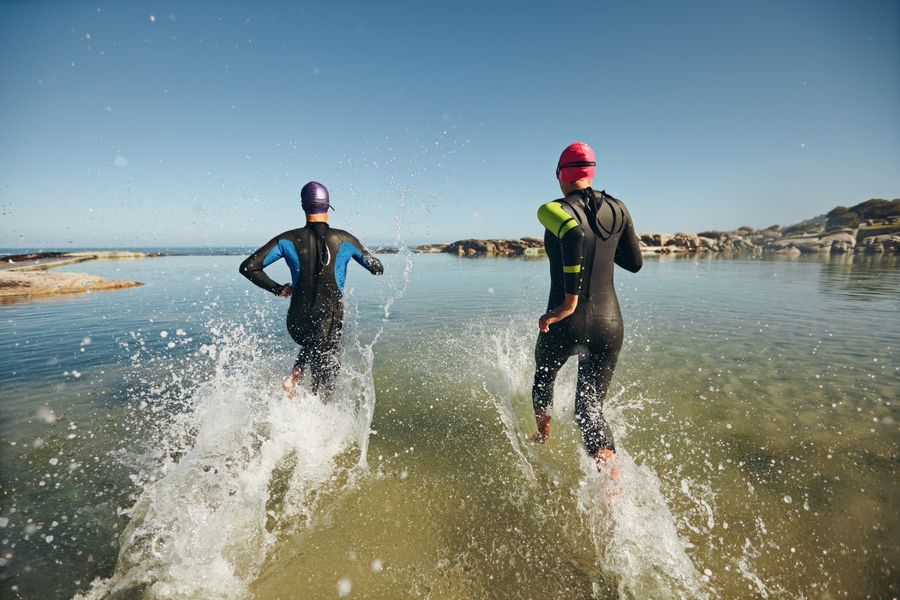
<box><xmin>277</xmin><ymin>284</ymin><xmax>293</xmax><ymax>297</ymax></box>
<box><xmin>538</xmin><ymin>294</ymin><xmax>578</xmax><ymax>332</ymax></box>
<box><xmin>539</xmin><ymin>312</ymin><xmax>563</xmax><ymax>333</ymax></box>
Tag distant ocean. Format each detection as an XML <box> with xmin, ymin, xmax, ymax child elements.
<box><xmin>1</xmin><ymin>247</ymin><xmax>262</xmax><ymax>257</ymax></box>
<box><xmin>1</xmin><ymin>252</ymin><xmax>897</xmax><ymax>599</ymax></box>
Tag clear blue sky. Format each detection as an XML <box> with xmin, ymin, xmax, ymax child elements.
<box><xmin>1</xmin><ymin>0</ymin><xmax>898</xmax><ymax>247</ymax></box>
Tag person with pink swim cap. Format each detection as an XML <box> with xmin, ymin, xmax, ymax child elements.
<box><xmin>531</xmin><ymin>142</ymin><xmax>643</xmax><ymax>477</ymax></box>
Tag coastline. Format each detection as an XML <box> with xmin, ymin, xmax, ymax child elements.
<box><xmin>0</xmin><ymin>251</ymin><xmax>150</xmax><ymax>302</ymax></box>
<box><xmin>413</xmin><ymin>224</ymin><xmax>900</xmax><ymax>258</ymax></box>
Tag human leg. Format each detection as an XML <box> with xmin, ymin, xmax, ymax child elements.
<box><xmin>574</xmin><ymin>321</ymin><xmax>623</xmax><ymax>467</ymax></box>
<box><xmin>284</xmin><ymin>345</ymin><xmax>310</xmax><ymax>398</ymax></box>
<box><xmin>531</xmin><ymin>330</ymin><xmax>572</xmax><ymax>443</ymax></box>
<box><xmin>309</xmin><ymin>341</ymin><xmax>341</xmax><ymax>400</ymax></box>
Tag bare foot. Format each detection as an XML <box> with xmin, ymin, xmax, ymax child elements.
<box><xmin>531</xmin><ymin>411</ymin><xmax>551</xmax><ymax>445</ymax></box>
<box><xmin>593</xmin><ymin>448</ymin><xmax>620</xmax><ymax>481</ymax></box>
<box><xmin>283</xmin><ymin>370</ymin><xmax>301</xmax><ymax>398</ymax></box>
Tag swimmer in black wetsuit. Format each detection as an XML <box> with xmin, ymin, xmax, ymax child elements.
<box><xmin>239</xmin><ymin>181</ymin><xmax>383</xmax><ymax>398</ymax></box>
<box><xmin>531</xmin><ymin>142</ymin><xmax>642</xmax><ymax>473</ymax></box>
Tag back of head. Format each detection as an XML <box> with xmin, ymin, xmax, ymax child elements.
<box><xmin>556</xmin><ymin>142</ymin><xmax>596</xmax><ymax>183</ymax></box>
<box><xmin>300</xmin><ymin>181</ymin><xmax>330</xmax><ymax>215</ymax></box>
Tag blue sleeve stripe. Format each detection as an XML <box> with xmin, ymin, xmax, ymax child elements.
<box><xmin>278</xmin><ymin>240</ymin><xmax>301</xmax><ymax>286</ymax></box>
<box><xmin>262</xmin><ymin>243</ymin><xmax>283</xmax><ymax>267</ymax></box>
<box><xmin>334</xmin><ymin>241</ymin><xmax>362</xmax><ymax>292</ymax></box>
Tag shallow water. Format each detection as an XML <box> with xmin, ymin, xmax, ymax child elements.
<box><xmin>0</xmin><ymin>253</ymin><xmax>897</xmax><ymax>599</ymax></box>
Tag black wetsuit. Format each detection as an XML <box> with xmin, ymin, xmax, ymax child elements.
<box><xmin>240</xmin><ymin>223</ymin><xmax>383</xmax><ymax>395</ymax></box>
<box><xmin>533</xmin><ymin>188</ymin><xmax>642</xmax><ymax>454</ymax></box>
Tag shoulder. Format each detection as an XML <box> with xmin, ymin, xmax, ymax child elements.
<box><xmin>537</xmin><ymin>199</ymin><xmax>577</xmax><ymax>218</ymax></box>
<box><xmin>328</xmin><ymin>228</ymin><xmax>361</xmax><ymax>245</ymax></box>
<box><xmin>538</xmin><ymin>199</ymin><xmax>581</xmax><ymax>237</ymax></box>
<box><xmin>600</xmin><ymin>190</ymin><xmax>630</xmax><ymax>212</ymax></box>
<box><xmin>273</xmin><ymin>229</ymin><xmax>304</xmax><ymax>241</ymax></box>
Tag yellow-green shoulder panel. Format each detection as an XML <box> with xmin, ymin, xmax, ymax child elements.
<box><xmin>537</xmin><ymin>201</ymin><xmax>578</xmax><ymax>239</ymax></box>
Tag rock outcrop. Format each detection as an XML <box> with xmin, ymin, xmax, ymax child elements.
<box><xmin>415</xmin><ymin>237</ymin><xmax>544</xmax><ymax>257</ymax></box>
<box><xmin>0</xmin><ymin>252</ymin><xmax>150</xmax><ymax>302</ymax></box>
<box><xmin>413</xmin><ymin>199</ymin><xmax>900</xmax><ymax>257</ymax></box>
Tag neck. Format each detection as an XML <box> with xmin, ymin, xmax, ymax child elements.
<box><xmin>306</xmin><ymin>213</ymin><xmax>328</xmax><ymax>223</ymax></box>
<box><xmin>560</xmin><ymin>179</ymin><xmax>592</xmax><ymax>195</ymax></box>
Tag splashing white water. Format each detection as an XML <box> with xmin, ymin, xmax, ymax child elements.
<box><xmin>480</xmin><ymin>320</ymin><xmax>707</xmax><ymax>598</ymax></box>
<box><xmin>382</xmin><ymin>199</ymin><xmax>414</xmax><ymax>321</ymax></box>
<box><xmin>76</xmin><ymin>323</ymin><xmax>376</xmax><ymax>599</ymax></box>
<box><xmin>577</xmin><ymin>451</ymin><xmax>708</xmax><ymax>599</ymax></box>
<box><xmin>481</xmin><ymin>327</ymin><xmax>538</xmax><ymax>483</ymax></box>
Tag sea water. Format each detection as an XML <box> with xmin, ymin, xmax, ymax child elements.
<box><xmin>0</xmin><ymin>253</ymin><xmax>897</xmax><ymax>599</ymax></box>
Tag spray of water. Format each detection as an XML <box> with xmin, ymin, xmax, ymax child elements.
<box><xmin>576</xmin><ymin>450</ymin><xmax>707</xmax><ymax>599</ymax></box>
<box><xmin>75</xmin><ymin>320</ymin><xmax>377</xmax><ymax>599</ymax></box>
<box><xmin>382</xmin><ymin>197</ymin><xmax>414</xmax><ymax>321</ymax></box>
<box><xmin>477</xmin><ymin>320</ymin><xmax>708</xmax><ymax>598</ymax></box>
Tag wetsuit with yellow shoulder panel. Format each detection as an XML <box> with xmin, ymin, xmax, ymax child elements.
<box><xmin>533</xmin><ymin>188</ymin><xmax>642</xmax><ymax>455</ymax></box>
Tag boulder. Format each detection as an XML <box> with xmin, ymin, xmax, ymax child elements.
<box><xmin>414</xmin><ymin>244</ymin><xmax>449</xmax><ymax>253</ymax></box>
<box><xmin>667</xmin><ymin>233</ymin><xmax>701</xmax><ymax>249</ymax></box>
<box><xmin>820</xmin><ymin>232</ymin><xmax>857</xmax><ymax>247</ymax></box>
<box><xmin>641</xmin><ymin>233</ymin><xmax>671</xmax><ymax>247</ymax></box>
<box><xmin>830</xmin><ymin>242</ymin><xmax>853</xmax><ymax>254</ymax></box>
<box><xmin>772</xmin><ymin>246</ymin><xmax>801</xmax><ymax>256</ymax></box>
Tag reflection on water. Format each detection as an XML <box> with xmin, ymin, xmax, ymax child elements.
<box><xmin>817</xmin><ymin>253</ymin><xmax>900</xmax><ymax>301</ymax></box>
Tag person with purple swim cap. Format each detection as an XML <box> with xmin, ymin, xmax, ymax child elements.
<box><xmin>531</xmin><ymin>142</ymin><xmax>643</xmax><ymax>479</ymax></box>
<box><xmin>240</xmin><ymin>181</ymin><xmax>383</xmax><ymax>398</ymax></box>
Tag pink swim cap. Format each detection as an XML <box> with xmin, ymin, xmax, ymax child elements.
<box><xmin>556</xmin><ymin>142</ymin><xmax>596</xmax><ymax>182</ymax></box>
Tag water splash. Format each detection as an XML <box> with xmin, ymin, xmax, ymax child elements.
<box><xmin>479</xmin><ymin>319</ymin><xmax>707</xmax><ymax>598</ymax></box>
<box><xmin>75</xmin><ymin>323</ymin><xmax>374</xmax><ymax>599</ymax></box>
<box><xmin>382</xmin><ymin>197</ymin><xmax>414</xmax><ymax>321</ymax></box>
<box><xmin>481</xmin><ymin>327</ymin><xmax>537</xmax><ymax>483</ymax></box>
<box><xmin>577</xmin><ymin>451</ymin><xmax>708</xmax><ymax>599</ymax></box>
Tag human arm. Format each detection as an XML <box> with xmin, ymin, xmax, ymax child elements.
<box><xmin>539</xmin><ymin>293</ymin><xmax>578</xmax><ymax>332</ymax></box>
<box><xmin>347</xmin><ymin>235</ymin><xmax>384</xmax><ymax>275</ymax></box>
<box><xmin>614</xmin><ymin>207</ymin><xmax>643</xmax><ymax>273</ymax></box>
<box><xmin>537</xmin><ymin>201</ymin><xmax>585</xmax><ymax>329</ymax></box>
<box><xmin>238</xmin><ymin>237</ymin><xmax>292</xmax><ymax>295</ymax></box>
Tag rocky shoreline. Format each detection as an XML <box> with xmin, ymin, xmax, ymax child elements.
<box><xmin>415</xmin><ymin>200</ymin><xmax>900</xmax><ymax>257</ymax></box>
<box><xmin>414</xmin><ymin>226</ymin><xmax>900</xmax><ymax>258</ymax></box>
<box><xmin>415</xmin><ymin>237</ymin><xmax>546</xmax><ymax>257</ymax></box>
<box><xmin>0</xmin><ymin>252</ymin><xmax>149</xmax><ymax>302</ymax></box>
<box><xmin>637</xmin><ymin>223</ymin><xmax>899</xmax><ymax>256</ymax></box>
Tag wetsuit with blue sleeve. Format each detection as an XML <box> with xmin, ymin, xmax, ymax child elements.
<box><xmin>240</xmin><ymin>222</ymin><xmax>383</xmax><ymax>395</ymax></box>
<box><xmin>533</xmin><ymin>188</ymin><xmax>642</xmax><ymax>455</ymax></box>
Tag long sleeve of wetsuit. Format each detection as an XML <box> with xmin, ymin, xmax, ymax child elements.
<box><xmin>239</xmin><ymin>237</ymin><xmax>287</xmax><ymax>294</ymax></box>
<box><xmin>538</xmin><ymin>201</ymin><xmax>585</xmax><ymax>294</ymax></box>
<box><xmin>614</xmin><ymin>209</ymin><xmax>643</xmax><ymax>273</ymax></box>
<box><xmin>347</xmin><ymin>235</ymin><xmax>384</xmax><ymax>275</ymax></box>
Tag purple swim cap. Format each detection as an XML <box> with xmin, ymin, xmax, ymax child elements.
<box><xmin>300</xmin><ymin>181</ymin><xmax>330</xmax><ymax>214</ymax></box>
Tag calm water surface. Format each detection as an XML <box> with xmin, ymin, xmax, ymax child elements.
<box><xmin>0</xmin><ymin>253</ymin><xmax>897</xmax><ymax>599</ymax></box>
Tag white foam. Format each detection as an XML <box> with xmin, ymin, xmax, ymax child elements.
<box><xmin>577</xmin><ymin>451</ymin><xmax>707</xmax><ymax>599</ymax></box>
<box><xmin>76</xmin><ymin>322</ymin><xmax>376</xmax><ymax>599</ymax></box>
<box><xmin>482</xmin><ymin>319</ymin><xmax>707</xmax><ymax>598</ymax></box>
